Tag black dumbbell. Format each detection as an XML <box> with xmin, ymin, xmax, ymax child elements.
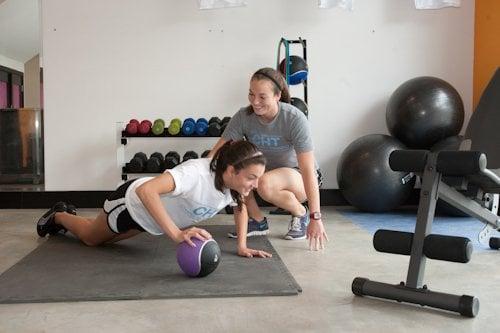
<box><xmin>221</xmin><ymin>116</ymin><xmax>231</xmax><ymax>133</ymax></box>
<box><xmin>146</xmin><ymin>152</ymin><xmax>165</xmax><ymax>173</ymax></box>
<box><xmin>208</xmin><ymin>117</ymin><xmax>222</xmax><ymax>136</ymax></box>
<box><xmin>183</xmin><ymin>150</ymin><xmax>199</xmax><ymax>162</ymax></box>
<box><xmin>225</xmin><ymin>205</ymin><xmax>234</xmax><ymax>214</ymax></box>
<box><xmin>209</xmin><ymin>117</ymin><xmax>221</xmax><ymax>124</ymax></box>
<box><xmin>128</xmin><ymin>152</ymin><xmax>147</xmax><ymax>173</ymax></box>
<box><xmin>165</xmin><ymin>151</ymin><xmax>180</xmax><ymax>169</ymax></box>
<box><xmin>201</xmin><ymin>150</ymin><xmax>211</xmax><ymax>158</ymax></box>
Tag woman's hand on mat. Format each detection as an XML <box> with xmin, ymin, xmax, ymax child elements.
<box><xmin>307</xmin><ymin>219</ymin><xmax>329</xmax><ymax>251</ymax></box>
<box><xmin>175</xmin><ymin>227</ymin><xmax>212</xmax><ymax>246</ymax></box>
<box><xmin>238</xmin><ymin>247</ymin><xmax>272</xmax><ymax>258</ymax></box>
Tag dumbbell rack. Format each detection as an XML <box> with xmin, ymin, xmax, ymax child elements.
<box><xmin>271</xmin><ymin>38</ymin><xmax>309</xmax><ymax>216</ymax></box>
<box><xmin>277</xmin><ymin>37</ymin><xmax>308</xmax><ymax>109</ymax></box>
<box><xmin>120</xmin><ymin>130</ymin><xmax>221</xmax><ymax>144</ymax></box>
<box><xmin>116</xmin><ymin>122</ymin><xmax>220</xmax><ymax>181</ymax></box>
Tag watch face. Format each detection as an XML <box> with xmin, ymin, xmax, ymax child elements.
<box><xmin>311</xmin><ymin>212</ymin><xmax>321</xmax><ymax>220</ymax></box>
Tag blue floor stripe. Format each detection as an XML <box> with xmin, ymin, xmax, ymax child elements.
<box><xmin>338</xmin><ymin>208</ymin><xmax>497</xmax><ymax>251</ymax></box>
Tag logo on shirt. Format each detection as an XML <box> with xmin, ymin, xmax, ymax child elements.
<box><xmin>250</xmin><ymin>134</ymin><xmax>285</xmax><ymax>148</ymax></box>
<box><xmin>192</xmin><ymin>207</ymin><xmax>219</xmax><ymax>219</ymax></box>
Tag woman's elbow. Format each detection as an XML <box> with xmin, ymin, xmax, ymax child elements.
<box><xmin>135</xmin><ymin>183</ymin><xmax>150</xmax><ymax>200</ymax></box>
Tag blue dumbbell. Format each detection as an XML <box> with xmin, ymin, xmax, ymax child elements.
<box><xmin>182</xmin><ymin>118</ymin><xmax>196</xmax><ymax>136</ymax></box>
<box><xmin>195</xmin><ymin>118</ymin><xmax>208</xmax><ymax>136</ymax></box>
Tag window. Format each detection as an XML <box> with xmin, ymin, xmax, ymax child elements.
<box><xmin>0</xmin><ymin>71</ymin><xmax>8</xmax><ymax>108</ymax></box>
<box><xmin>0</xmin><ymin>66</ymin><xmax>24</xmax><ymax>109</ymax></box>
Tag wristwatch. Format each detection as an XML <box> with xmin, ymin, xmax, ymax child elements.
<box><xmin>309</xmin><ymin>211</ymin><xmax>322</xmax><ymax>220</ymax></box>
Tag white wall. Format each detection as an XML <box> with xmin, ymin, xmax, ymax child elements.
<box><xmin>41</xmin><ymin>0</ymin><xmax>474</xmax><ymax>191</ymax></box>
<box><xmin>0</xmin><ymin>54</ymin><xmax>23</xmax><ymax>72</ymax></box>
<box><xmin>0</xmin><ymin>0</ymin><xmax>40</xmax><ymax>64</ymax></box>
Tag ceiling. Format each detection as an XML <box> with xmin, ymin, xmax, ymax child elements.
<box><xmin>0</xmin><ymin>0</ymin><xmax>40</xmax><ymax>63</ymax></box>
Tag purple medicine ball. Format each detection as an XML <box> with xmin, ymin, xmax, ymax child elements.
<box><xmin>176</xmin><ymin>238</ymin><xmax>221</xmax><ymax>277</ymax></box>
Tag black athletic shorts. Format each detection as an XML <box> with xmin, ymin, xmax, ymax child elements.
<box><xmin>292</xmin><ymin>167</ymin><xmax>324</xmax><ymax>188</ymax></box>
<box><xmin>103</xmin><ymin>179</ymin><xmax>145</xmax><ymax>234</ymax></box>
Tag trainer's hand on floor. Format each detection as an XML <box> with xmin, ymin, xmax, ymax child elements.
<box><xmin>176</xmin><ymin>227</ymin><xmax>212</xmax><ymax>246</ymax></box>
<box><xmin>238</xmin><ymin>247</ymin><xmax>272</xmax><ymax>258</ymax></box>
<box><xmin>307</xmin><ymin>219</ymin><xmax>329</xmax><ymax>251</ymax></box>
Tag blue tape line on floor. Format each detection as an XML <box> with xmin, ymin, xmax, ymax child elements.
<box><xmin>339</xmin><ymin>209</ymin><xmax>495</xmax><ymax>251</ymax></box>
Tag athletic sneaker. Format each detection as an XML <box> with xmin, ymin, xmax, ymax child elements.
<box><xmin>284</xmin><ymin>209</ymin><xmax>309</xmax><ymax>240</ymax></box>
<box><xmin>36</xmin><ymin>202</ymin><xmax>77</xmax><ymax>237</ymax></box>
<box><xmin>227</xmin><ymin>217</ymin><xmax>269</xmax><ymax>238</ymax></box>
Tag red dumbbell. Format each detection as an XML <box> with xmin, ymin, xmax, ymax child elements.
<box><xmin>125</xmin><ymin>119</ymin><xmax>140</xmax><ymax>135</ymax></box>
<box><xmin>138</xmin><ymin>120</ymin><xmax>152</xmax><ymax>134</ymax></box>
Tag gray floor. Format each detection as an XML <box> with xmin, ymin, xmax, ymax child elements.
<box><xmin>0</xmin><ymin>207</ymin><xmax>499</xmax><ymax>332</ymax></box>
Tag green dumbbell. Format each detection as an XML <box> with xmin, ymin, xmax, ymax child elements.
<box><xmin>168</xmin><ymin>118</ymin><xmax>182</xmax><ymax>135</ymax></box>
<box><xmin>152</xmin><ymin>119</ymin><xmax>165</xmax><ymax>136</ymax></box>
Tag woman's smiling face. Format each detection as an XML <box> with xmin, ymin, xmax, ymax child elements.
<box><xmin>248</xmin><ymin>79</ymin><xmax>280</xmax><ymax>118</ymax></box>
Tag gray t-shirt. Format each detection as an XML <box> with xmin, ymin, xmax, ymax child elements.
<box><xmin>222</xmin><ymin>102</ymin><xmax>315</xmax><ymax>171</ymax></box>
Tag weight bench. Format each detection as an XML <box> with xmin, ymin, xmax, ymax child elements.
<box><xmin>352</xmin><ymin>68</ymin><xmax>500</xmax><ymax>317</ymax></box>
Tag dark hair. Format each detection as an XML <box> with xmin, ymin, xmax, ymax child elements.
<box><xmin>210</xmin><ymin>140</ymin><xmax>266</xmax><ymax>207</ymax></box>
<box><xmin>247</xmin><ymin>67</ymin><xmax>291</xmax><ymax>115</ymax></box>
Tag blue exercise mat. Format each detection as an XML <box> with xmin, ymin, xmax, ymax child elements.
<box><xmin>338</xmin><ymin>208</ymin><xmax>494</xmax><ymax>251</ymax></box>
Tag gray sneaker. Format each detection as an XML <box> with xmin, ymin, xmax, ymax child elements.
<box><xmin>284</xmin><ymin>210</ymin><xmax>309</xmax><ymax>240</ymax></box>
<box><xmin>227</xmin><ymin>217</ymin><xmax>269</xmax><ymax>238</ymax></box>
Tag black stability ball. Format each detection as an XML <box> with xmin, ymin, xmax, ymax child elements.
<box><xmin>337</xmin><ymin>134</ymin><xmax>415</xmax><ymax>212</ymax></box>
<box><xmin>290</xmin><ymin>97</ymin><xmax>308</xmax><ymax>117</ymax></box>
<box><xmin>386</xmin><ymin>77</ymin><xmax>464</xmax><ymax>149</ymax></box>
<box><xmin>430</xmin><ymin>135</ymin><xmax>464</xmax><ymax>153</ymax></box>
<box><xmin>279</xmin><ymin>55</ymin><xmax>308</xmax><ymax>85</ymax></box>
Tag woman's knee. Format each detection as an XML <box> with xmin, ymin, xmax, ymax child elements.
<box><xmin>256</xmin><ymin>175</ymin><xmax>275</xmax><ymax>199</ymax></box>
<box><xmin>79</xmin><ymin>227</ymin><xmax>108</xmax><ymax>246</ymax></box>
<box><xmin>81</xmin><ymin>237</ymin><xmax>101</xmax><ymax>247</ymax></box>
<box><xmin>257</xmin><ymin>171</ymin><xmax>304</xmax><ymax>199</ymax></box>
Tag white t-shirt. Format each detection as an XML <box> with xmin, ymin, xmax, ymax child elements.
<box><xmin>125</xmin><ymin>158</ymin><xmax>235</xmax><ymax>235</ymax></box>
